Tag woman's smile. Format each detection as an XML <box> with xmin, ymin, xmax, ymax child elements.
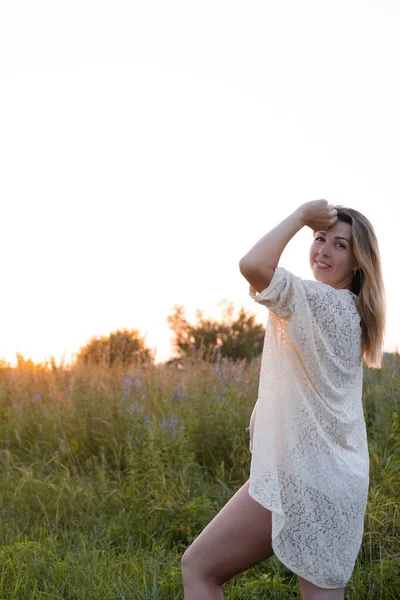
<box><xmin>315</xmin><ymin>260</ymin><xmax>332</xmax><ymax>270</ymax></box>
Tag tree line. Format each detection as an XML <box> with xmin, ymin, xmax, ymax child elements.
<box><xmin>75</xmin><ymin>301</ymin><xmax>266</xmax><ymax>368</ymax></box>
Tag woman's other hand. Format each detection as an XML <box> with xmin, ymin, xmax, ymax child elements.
<box><xmin>246</xmin><ymin>426</ymin><xmax>253</xmax><ymax>454</ymax></box>
<box><xmin>299</xmin><ymin>199</ymin><xmax>338</xmax><ymax>231</ymax></box>
<box><xmin>247</xmin><ymin>401</ymin><xmax>258</xmax><ymax>454</ymax></box>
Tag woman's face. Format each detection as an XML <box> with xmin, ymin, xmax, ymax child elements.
<box><xmin>309</xmin><ymin>220</ymin><xmax>359</xmax><ymax>290</ymax></box>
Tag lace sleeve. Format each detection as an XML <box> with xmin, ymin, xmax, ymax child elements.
<box><xmin>248</xmin><ymin>267</ymin><xmax>302</xmax><ymax>320</ymax></box>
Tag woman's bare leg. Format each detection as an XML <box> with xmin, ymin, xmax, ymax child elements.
<box><xmin>181</xmin><ymin>479</ymin><xmax>274</xmax><ymax>600</ymax></box>
<box><xmin>297</xmin><ymin>575</ymin><xmax>345</xmax><ymax>600</ymax></box>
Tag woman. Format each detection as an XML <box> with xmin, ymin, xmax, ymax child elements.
<box><xmin>181</xmin><ymin>200</ymin><xmax>386</xmax><ymax>600</ymax></box>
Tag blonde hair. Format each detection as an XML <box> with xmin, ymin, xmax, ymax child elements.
<box><xmin>315</xmin><ymin>206</ymin><xmax>386</xmax><ymax>368</ymax></box>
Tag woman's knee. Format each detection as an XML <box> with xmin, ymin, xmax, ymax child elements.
<box><xmin>181</xmin><ymin>546</ymin><xmax>192</xmax><ymax>573</ymax></box>
<box><xmin>181</xmin><ymin>544</ymin><xmax>217</xmax><ymax>586</ymax></box>
<box><xmin>181</xmin><ymin>547</ymin><xmax>194</xmax><ymax>588</ymax></box>
<box><xmin>181</xmin><ymin>545</ymin><xmax>202</xmax><ymax>577</ymax></box>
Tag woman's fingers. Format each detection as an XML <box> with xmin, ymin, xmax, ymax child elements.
<box><xmin>302</xmin><ymin>201</ymin><xmax>338</xmax><ymax>227</ymax></box>
<box><xmin>303</xmin><ymin>203</ymin><xmax>339</xmax><ymax>231</ymax></box>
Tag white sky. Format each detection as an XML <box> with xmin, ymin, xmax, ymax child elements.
<box><xmin>0</xmin><ymin>0</ymin><xmax>399</xmax><ymax>367</ymax></box>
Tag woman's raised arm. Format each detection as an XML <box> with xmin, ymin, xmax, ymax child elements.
<box><xmin>239</xmin><ymin>208</ymin><xmax>305</xmax><ymax>293</ymax></box>
<box><xmin>239</xmin><ymin>200</ymin><xmax>338</xmax><ymax>293</ymax></box>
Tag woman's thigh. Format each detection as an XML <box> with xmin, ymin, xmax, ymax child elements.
<box><xmin>297</xmin><ymin>576</ymin><xmax>345</xmax><ymax>600</ymax></box>
<box><xmin>181</xmin><ymin>479</ymin><xmax>274</xmax><ymax>585</ymax></box>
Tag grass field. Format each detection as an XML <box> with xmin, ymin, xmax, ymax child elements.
<box><xmin>0</xmin><ymin>351</ymin><xmax>399</xmax><ymax>599</ymax></box>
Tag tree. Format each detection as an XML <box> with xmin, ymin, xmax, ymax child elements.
<box><xmin>74</xmin><ymin>328</ymin><xmax>153</xmax><ymax>367</ymax></box>
<box><xmin>166</xmin><ymin>302</ymin><xmax>265</xmax><ymax>364</ymax></box>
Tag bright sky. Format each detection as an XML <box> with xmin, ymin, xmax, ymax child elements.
<box><xmin>1</xmin><ymin>0</ymin><xmax>399</xmax><ymax>368</ymax></box>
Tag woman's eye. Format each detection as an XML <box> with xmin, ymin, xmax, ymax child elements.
<box><xmin>315</xmin><ymin>237</ymin><xmax>345</xmax><ymax>248</ymax></box>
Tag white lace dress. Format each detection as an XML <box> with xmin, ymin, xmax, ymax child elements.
<box><xmin>248</xmin><ymin>267</ymin><xmax>369</xmax><ymax>589</ymax></box>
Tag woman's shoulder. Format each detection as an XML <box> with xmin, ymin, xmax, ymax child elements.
<box><xmin>270</xmin><ymin>269</ymin><xmax>358</xmax><ymax>310</ymax></box>
<box><xmin>250</xmin><ymin>267</ymin><xmax>359</xmax><ymax>323</ymax></box>
<box><xmin>300</xmin><ymin>278</ymin><xmax>360</xmax><ymax>321</ymax></box>
<box><xmin>301</xmin><ymin>277</ymin><xmax>357</xmax><ymax>301</ymax></box>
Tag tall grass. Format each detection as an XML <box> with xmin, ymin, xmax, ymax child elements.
<box><xmin>0</xmin><ymin>351</ymin><xmax>399</xmax><ymax>599</ymax></box>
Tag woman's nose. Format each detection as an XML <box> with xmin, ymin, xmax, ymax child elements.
<box><xmin>319</xmin><ymin>244</ymin><xmax>331</xmax><ymax>257</ymax></box>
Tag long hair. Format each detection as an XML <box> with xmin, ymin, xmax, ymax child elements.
<box><xmin>317</xmin><ymin>206</ymin><xmax>386</xmax><ymax>368</ymax></box>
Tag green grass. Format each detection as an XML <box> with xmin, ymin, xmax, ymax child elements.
<box><xmin>0</xmin><ymin>352</ymin><xmax>399</xmax><ymax>599</ymax></box>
